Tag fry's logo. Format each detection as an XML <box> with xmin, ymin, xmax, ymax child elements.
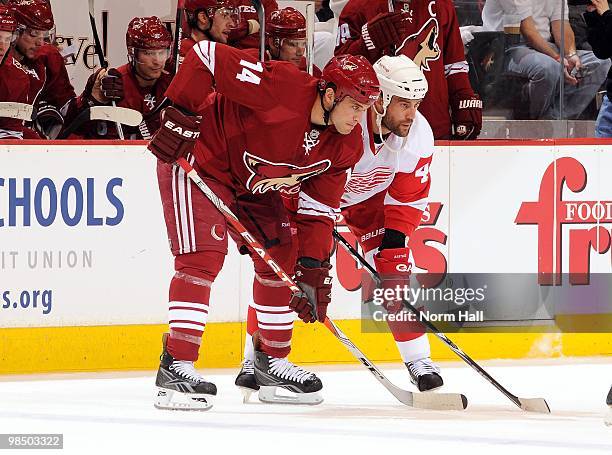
<box><xmin>515</xmin><ymin>157</ymin><xmax>612</xmax><ymax>285</ymax></box>
<box><xmin>336</xmin><ymin>202</ymin><xmax>447</xmax><ymax>291</ymax></box>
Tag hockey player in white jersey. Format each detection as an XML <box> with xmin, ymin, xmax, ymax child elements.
<box><xmin>339</xmin><ymin>54</ymin><xmax>442</xmax><ymax>391</ymax></box>
<box><xmin>235</xmin><ymin>54</ymin><xmax>442</xmax><ymax>399</ymax></box>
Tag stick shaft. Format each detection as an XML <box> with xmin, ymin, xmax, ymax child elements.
<box><xmin>331</xmin><ymin>229</ymin><xmax>524</xmax><ymax>409</ymax></box>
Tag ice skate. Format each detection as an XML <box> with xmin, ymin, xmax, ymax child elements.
<box><xmin>254</xmin><ymin>350</ymin><xmax>323</xmax><ymax>405</ymax></box>
<box><xmin>235</xmin><ymin>359</ymin><xmax>259</xmax><ymax>403</ymax></box>
<box><xmin>154</xmin><ymin>334</ymin><xmax>217</xmax><ymax>411</ymax></box>
<box><xmin>406</xmin><ymin>357</ymin><xmax>444</xmax><ymax>392</ymax></box>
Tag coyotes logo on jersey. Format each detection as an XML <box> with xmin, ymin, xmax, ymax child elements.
<box><xmin>397</xmin><ymin>17</ymin><xmax>440</xmax><ymax>72</ymax></box>
<box><xmin>243</xmin><ymin>152</ymin><xmax>331</xmax><ymax>194</ymax></box>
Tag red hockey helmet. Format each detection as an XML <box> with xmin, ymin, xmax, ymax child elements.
<box><xmin>266</xmin><ymin>7</ymin><xmax>306</xmax><ymax>40</ymax></box>
<box><xmin>320</xmin><ymin>54</ymin><xmax>380</xmax><ymax>106</ymax></box>
<box><xmin>185</xmin><ymin>0</ymin><xmax>234</xmax><ymax>16</ymax></box>
<box><xmin>10</xmin><ymin>0</ymin><xmax>54</xmax><ymax>31</ymax></box>
<box><xmin>0</xmin><ymin>5</ymin><xmax>17</xmax><ymax>33</ymax></box>
<box><xmin>126</xmin><ymin>16</ymin><xmax>173</xmax><ymax>50</ymax></box>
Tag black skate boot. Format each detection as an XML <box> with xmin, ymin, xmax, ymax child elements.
<box><xmin>235</xmin><ymin>359</ymin><xmax>259</xmax><ymax>403</ymax></box>
<box><xmin>254</xmin><ymin>350</ymin><xmax>323</xmax><ymax>405</ymax></box>
<box><xmin>406</xmin><ymin>357</ymin><xmax>444</xmax><ymax>392</ymax></box>
<box><xmin>154</xmin><ymin>333</ymin><xmax>217</xmax><ymax>411</ymax></box>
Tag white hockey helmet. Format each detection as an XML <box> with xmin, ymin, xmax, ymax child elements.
<box><xmin>373</xmin><ymin>54</ymin><xmax>428</xmax><ymax>112</ymax></box>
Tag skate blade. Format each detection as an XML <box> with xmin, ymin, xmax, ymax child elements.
<box><xmin>258</xmin><ymin>386</ymin><xmax>323</xmax><ymax>405</ymax></box>
<box><xmin>154</xmin><ymin>387</ymin><xmax>214</xmax><ymax>411</ymax></box>
<box><xmin>238</xmin><ymin>386</ymin><xmax>257</xmax><ymax>404</ymax></box>
<box><xmin>605</xmin><ymin>407</ymin><xmax>612</xmax><ymax>427</ymax></box>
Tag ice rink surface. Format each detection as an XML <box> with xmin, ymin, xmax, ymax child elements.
<box><xmin>0</xmin><ymin>357</ymin><xmax>610</xmax><ymax>454</ymax></box>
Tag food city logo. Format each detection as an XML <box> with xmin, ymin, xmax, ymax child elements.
<box><xmin>0</xmin><ymin>176</ymin><xmax>124</xmax><ymax>228</ymax></box>
<box><xmin>335</xmin><ymin>202</ymin><xmax>447</xmax><ymax>292</ymax></box>
<box><xmin>243</xmin><ymin>152</ymin><xmax>331</xmax><ymax>194</ymax></box>
<box><xmin>516</xmin><ymin>157</ymin><xmax>612</xmax><ymax>285</ymax></box>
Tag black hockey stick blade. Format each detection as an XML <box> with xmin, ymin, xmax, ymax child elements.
<box><xmin>332</xmin><ymin>229</ymin><xmax>551</xmax><ymax>413</ymax></box>
<box><xmin>324</xmin><ymin>318</ymin><xmax>467</xmax><ymax>411</ymax></box>
<box><xmin>0</xmin><ymin>102</ymin><xmax>33</xmax><ymax>121</ymax></box>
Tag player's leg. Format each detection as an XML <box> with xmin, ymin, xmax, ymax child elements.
<box><xmin>232</xmin><ymin>193</ymin><xmax>323</xmax><ymax>404</ymax></box>
<box><xmin>341</xmin><ymin>194</ymin><xmax>443</xmax><ymax>392</ymax></box>
<box><xmin>154</xmin><ymin>160</ymin><xmax>231</xmax><ymax>410</ymax></box>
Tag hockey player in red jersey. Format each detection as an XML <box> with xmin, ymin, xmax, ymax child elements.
<box><xmin>71</xmin><ymin>16</ymin><xmax>173</xmax><ymax>139</ymax></box>
<box><xmin>235</xmin><ymin>54</ymin><xmax>443</xmax><ymax>395</ymax></box>
<box><xmin>178</xmin><ymin>0</ymin><xmax>241</xmax><ymax>60</ymax></box>
<box><xmin>335</xmin><ymin>0</ymin><xmax>482</xmax><ymax>140</ymax></box>
<box><xmin>341</xmin><ymin>54</ymin><xmax>443</xmax><ymax>391</ymax></box>
<box><xmin>229</xmin><ymin>0</ymin><xmax>278</xmax><ymax>50</ymax></box>
<box><xmin>0</xmin><ymin>4</ymin><xmax>35</xmax><ymax>139</ymax></box>
<box><xmin>265</xmin><ymin>6</ymin><xmax>321</xmax><ymax>76</ymax></box>
<box><xmin>2</xmin><ymin>0</ymin><xmax>77</xmax><ymax>139</ymax></box>
<box><xmin>147</xmin><ymin>42</ymin><xmax>380</xmax><ymax>410</ymax></box>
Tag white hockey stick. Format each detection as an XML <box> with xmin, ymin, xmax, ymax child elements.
<box><xmin>0</xmin><ymin>102</ymin><xmax>34</xmax><ymax>121</ymax></box>
<box><xmin>332</xmin><ymin>230</ymin><xmax>551</xmax><ymax>413</ymax></box>
<box><xmin>175</xmin><ymin>157</ymin><xmax>467</xmax><ymax>411</ymax></box>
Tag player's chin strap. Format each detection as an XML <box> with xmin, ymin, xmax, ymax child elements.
<box><xmin>374</xmin><ymin>103</ymin><xmax>407</xmax><ymax>153</ymax></box>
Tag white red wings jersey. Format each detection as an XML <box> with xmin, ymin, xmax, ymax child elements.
<box><xmin>341</xmin><ymin>110</ymin><xmax>434</xmax><ymax>237</ymax></box>
<box><xmin>336</xmin><ymin>0</ymin><xmax>470</xmax><ymax>139</ymax></box>
<box><xmin>165</xmin><ymin>41</ymin><xmax>364</xmax><ymax>261</ymax></box>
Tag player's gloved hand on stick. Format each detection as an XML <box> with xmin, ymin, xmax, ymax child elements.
<box><xmin>450</xmin><ymin>94</ymin><xmax>482</xmax><ymax>140</ymax></box>
<box><xmin>147</xmin><ymin>106</ymin><xmax>201</xmax><ymax>163</ymax></box>
<box><xmin>289</xmin><ymin>258</ymin><xmax>333</xmax><ymax>323</ymax></box>
<box><xmin>33</xmin><ymin>101</ymin><xmax>64</xmax><ymax>139</ymax></box>
<box><xmin>100</xmin><ymin>68</ymin><xmax>124</xmax><ymax>102</ymax></box>
<box><xmin>373</xmin><ymin>247</ymin><xmax>413</xmax><ymax>314</ymax></box>
<box><xmin>362</xmin><ymin>12</ymin><xmax>410</xmax><ymax>51</ymax></box>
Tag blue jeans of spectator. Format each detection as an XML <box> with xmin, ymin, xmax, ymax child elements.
<box><xmin>506</xmin><ymin>44</ymin><xmax>610</xmax><ymax>119</ymax></box>
<box><xmin>596</xmin><ymin>94</ymin><xmax>612</xmax><ymax>138</ymax></box>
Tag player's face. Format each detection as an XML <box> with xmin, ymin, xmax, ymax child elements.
<box><xmin>278</xmin><ymin>38</ymin><xmax>306</xmax><ymax>67</ymax></box>
<box><xmin>135</xmin><ymin>48</ymin><xmax>169</xmax><ymax>80</ymax></box>
<box><xmin>382</xmin><ymin>97</ymin><xmax>422</xmax><ymax>137</ymax></box>
<box><xmin>209</xmin><ymin>8</ymin><xmax>238</xmax><ymax>43</ymax></box>
<box><xmin>15</xmin><ymin>28</ymin><xmax>47</xmax><ymax>59</ymax></box>
<box><xmin>0</xmin><ymin>30</ymin><xmax>14</xmax><ymax>61</ymax></box>
<box><xmin>331</xmin><ymin>96</ymin><xmax>370</xmax><ymax>135</ymax></box>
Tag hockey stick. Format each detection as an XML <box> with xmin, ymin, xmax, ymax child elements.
<box><xmin>332</xmin><ymin>229</ymin><xmax>551</xmax><ymax>413</ymax></box>
<box><xmin>175</xmin><ymin>157</ymin><xmax>467</xmax><ymax>411</ymax></box>
<box><xmin>58</xmin><ymin>106</ymin><xmax>143</xmax><ymax>139</ymax></box>
<box><xmin>251</xmin><ymin>0</ymin><xmax>266</xmax><ymax>62</ymax></box>
<box><xmin>88</xmin><ymin>0</ymin><xmax>125</xmax><ymax>140</ymax></box>
<box><xmin>388</xmin><ymin>0</ymin><xmax>397</xmax><ymax>55</ymax></box>
<box><xmin>0</xmin><ymin>102</ymin><xmax>34</xmax><ymax>121</ymax></box>
<box><xmin>172</xmin><ymin>0</ymin><xmax>185</xmax><ymax>74</ymax></box>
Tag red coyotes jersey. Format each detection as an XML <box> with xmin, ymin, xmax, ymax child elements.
<box><xmin>336</xmin><ymin>0</ymin><xmax>470</xmax><ymax>139</ymax></box>
<box><xmin>232</xmin><ymin>0</ymin><xmax>278</xmax><ymax>50</ymax></box>
<box><xmin>179</xmin><ymin>36</ymin><xmax>197</xmax><ymax>60</ymax></box>
<box><xmin>0</xmin><ymin>54</ymin><xmax>40</xmax><ymax>139</ymax></box>
<box><xmin>36</xmin><ymin>44</ymin><xmax>76</xmax><ymax>111</ymax></box>
<box><xmin>342</xmin><ymin>110</ymin><xmax>434</xmax><ymax>237</ymax></box>
<box><xmin>76</xmin><ymin>64</ymin><xmax>173</xmax><ymax>139</ymax></box>
<box><xmin>166</xmin><ymin>41</ymin><xmax>364</xmax><ymax>261</ymax></box>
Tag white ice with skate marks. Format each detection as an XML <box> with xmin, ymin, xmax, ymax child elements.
<box><xmin>0</xmin><ymin>358</ymin><xmax>610</xmax><ymax>455</ymax></box>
